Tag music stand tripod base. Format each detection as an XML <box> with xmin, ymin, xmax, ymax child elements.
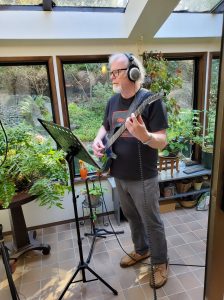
<box><xmin>38</xmin><ymin>119</ymin><xmax>118</xmax><ymax>299</ymax></box>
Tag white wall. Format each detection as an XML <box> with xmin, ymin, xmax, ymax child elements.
<box><xmin>0</xmin><ymin>180</ymin><xmax>113</xmax><ymax>232</ymax></box>
<box><xmin>0</xmin><ymin>38</ymin><xmax>221</xmax><ymax>58</ymax></box>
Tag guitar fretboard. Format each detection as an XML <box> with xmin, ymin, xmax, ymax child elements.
<box><xmin>106</xmin><ymin>92</ymin><xmax>164</xmax><ymax>149</ymax></box>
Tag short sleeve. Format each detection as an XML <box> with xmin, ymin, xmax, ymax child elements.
<box><xmin>142</xmin><ymin>99</ymin><xmax>168</xmax><ymax>132</ymax></box>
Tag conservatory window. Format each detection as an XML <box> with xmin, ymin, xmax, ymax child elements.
<box><xmin>61</xmin><ymin>59</ymin><xmax>112</xmax><ymax>173</ymax></box>
<box><xmin>0</xmin><ymin>63</ymin><xmax>54</xmax><ymax>136</ymax></box>
<box><xmin>0</xmin><ymin>0</ymin><xmax>129</xmax><ymax>11</ymax></box>
<box><xmin>174</xmin><ymin>0</ymin><xmax>222</xmax><ymax>12</ymax></box>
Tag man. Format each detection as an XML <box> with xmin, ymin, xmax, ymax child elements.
<box><xmin>92</xmin><ymin>53</ymin><xmax>169</xmax><ymax>288</ymax></box>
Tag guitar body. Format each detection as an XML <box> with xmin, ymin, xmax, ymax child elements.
<box><xmin>101</xmin><ymin>127</ymin><xmax>119</xmax><ymax>172</ymax></box>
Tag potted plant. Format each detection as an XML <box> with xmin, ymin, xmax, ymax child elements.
<box><xmin>80</xmin><ymin>183</ymin><xmax>107</xmax><ymax>207</ymax></box>
<box><xmin>143</xmin><ymin>51</ymin><xmax>182</xmax><ymax>117</ymax></box>
<box><xmin>143</xmin><ymin>51</ymin><xmax>185</xmax><ymax>158</ymax></box>
<box><xmin>193</xmin><ymin>177</ymin><xmax>203</xmax><ymax>191</ymax></box>
<box><xmin>0</xmin><ymin>123</ymin><xmax>70</xmax><ymax>209</ymax></box>
<box><xmin>192</xmin><ymin>109</ymin><xmax>215</xmax><ymax>169</ymax></box>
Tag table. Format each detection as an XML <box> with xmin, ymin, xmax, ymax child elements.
<box><xmin>1</xmin><ymin>192</ymin><xmax>51</xmax><ymax>260</ymax></box>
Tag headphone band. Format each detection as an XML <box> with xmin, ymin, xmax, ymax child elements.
<box><xmin>124</xmin><ymin>52</ymin><xmax>134</xmax><ymax>63</ymax></box>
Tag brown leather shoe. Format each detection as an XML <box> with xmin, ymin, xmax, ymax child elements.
<box><xmin>120</xmin><ymin>251</ymin><xmax>150</xmax><ymax>268</ymax></box>
<box><xmin>150</xmin><ymin>263</ymin><xmax>168</xmax><ymax>289</ymax></box>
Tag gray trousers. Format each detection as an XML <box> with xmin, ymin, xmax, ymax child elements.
<box><xmin>115</xmin><ymin>176</ymin><xmax>168</xmax><ymax>264</ymax></box>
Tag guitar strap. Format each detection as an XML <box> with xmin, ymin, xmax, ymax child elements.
<box><xmin>126</xmin><ymin>88</ymin><xmax>151</xmax><ymax>118</ymax></box>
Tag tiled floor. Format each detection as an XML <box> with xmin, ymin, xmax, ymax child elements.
<box><xmin>0</xmin><ymin>206</ymin><xmax>208</xmax><ymax>300</ymax></box>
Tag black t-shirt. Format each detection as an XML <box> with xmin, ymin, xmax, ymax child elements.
<box><xmin>103</xmin><ymin>88</ymin><xmax>168</xmax><ymax>180</ymax></box>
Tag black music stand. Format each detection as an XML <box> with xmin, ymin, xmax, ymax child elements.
<box><xmin>38</xmin><ymin>119</ymin><xmax>118</xmax><ymax>299</ymax></box>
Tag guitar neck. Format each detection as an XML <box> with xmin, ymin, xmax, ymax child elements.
<box><xmin>106</xmin><ymin>92</ymin><xmax>164</xmax><ymax>148</ymax></box>
<box><xmin>107</xmin><ymin>123</ymin><xmax>126</xmax><ymax>148</ymax></box>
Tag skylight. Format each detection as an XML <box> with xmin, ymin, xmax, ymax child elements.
<box><xmin>0</xmin><ymin>0</ymin><xmax>129</xmax><ymax>9</ymax></box>
<box><xmin>54</xmin><ymin>0</ymin><xmax>128</xmax><ymax>8</ymax></box>
<box><xmin>174</xmin><ymin>0</ymin><xmax>222</xmax><ymax>12</ymax></box>
<box><xmin>0</xmin><ymin>0</ymin><xmax>40</xmax><ymax>4</ymax></box>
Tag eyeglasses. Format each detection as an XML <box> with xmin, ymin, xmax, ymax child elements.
<box><xmin>109</xmin><ymin>68</ymin><xmax>127</xmax><ymax>77</ymax></box>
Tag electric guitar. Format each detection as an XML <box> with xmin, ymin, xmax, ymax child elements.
<box><xmin>100</xmin><ymin>91</ymin><xmax>165</xmax><ymax>172</ymax></box>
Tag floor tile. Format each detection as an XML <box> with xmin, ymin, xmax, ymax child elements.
<box><xmin>0</xmin><ymin>207</ymin><xmax>209</xmax><ymax>300</ymax></box>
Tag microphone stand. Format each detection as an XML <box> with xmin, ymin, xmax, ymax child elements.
<box><xmin>82</xmin><ymin>175</ymin><xmax>124</xmax><ymax>264</ymax></box>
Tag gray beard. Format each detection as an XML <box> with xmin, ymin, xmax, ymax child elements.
<box><xmin>112</xmin><ymin>85</ymin><xmax>121</xmax><ymax>94</ymax></box>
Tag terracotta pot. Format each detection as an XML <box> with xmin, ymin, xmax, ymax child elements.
<box><xmin>176</xmin><ymin>179</ymin><xmax>192</xmax><ymax>193</ymax></box>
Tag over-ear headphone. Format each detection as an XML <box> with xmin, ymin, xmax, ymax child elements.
<box><xmin>124</xmin><ymin>53</ymin><xmax>140</xmax><ymax>82</ymax></box>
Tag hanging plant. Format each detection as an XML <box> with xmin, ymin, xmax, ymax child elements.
<box><xmin>143</xmin><ymin>51</ymin><xmax>182</xmax><ymax>117</ymax></box>
<box><xmin>143</xmin><ymin>51</ymin><xmax>185</xmax><ymax>157</ymax></box>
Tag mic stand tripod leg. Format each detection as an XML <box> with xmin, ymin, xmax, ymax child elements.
<box><xmin>84</xmin><ymin>178</ymin><xmax>124</xmax><ymax>238</ymax></box>
<box><xmin>83</xmin><ymin>178</ymin><xmax>124</xmax><ymax>263</ymax></box>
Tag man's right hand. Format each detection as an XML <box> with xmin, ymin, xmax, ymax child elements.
<box><xmin>92</xmin><ymin>138</ymin><xmax>105</xmax><ymax>157</ymax></box>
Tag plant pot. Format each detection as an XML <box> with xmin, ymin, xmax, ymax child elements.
<box><xmin>176</xmin><ymin>179</ymin><xmax>192</xmax><ymax>193</ymax></box>
<box><xmin>179</xmin><ymin>194</ymin><xmax>200</xmax><ymax>208</ymax></box>
<box><xmin>179</xmin><ymin>199</ymin><xmax>198</xmax><ymax>208</ymax></box>
<box><xmin>202</xmin><ymin>148</ymin><xmax>213</xmax><ymax>169</ymax></box>
<box><xmin>84</xmin><ymin>195</ymin><xmax>101</xmax><ymax>207</ymax></box>
<box><xmin>90</xmin><ymin>195</ymin><xmax>101</xmax><ymax>206</ymax></box>
<box><xmin>193</xmin><ymin>181</ymin><xmax>203</xmax><ymax>191</ymax></box>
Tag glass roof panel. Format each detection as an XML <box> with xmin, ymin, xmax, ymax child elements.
<box><xmin>0</xmin><ymin>0</ymin><xmax>128</xmax><ymax>8</ymax></box>
<box><xmin>174</xmin><ymin>0</ymin><xmax>221</xmax><ymax>12</ymax></box>
<box><xmin>54</xmin><ymin>0</ymin><xmax>128</xmax><ymax>8</ymax></box>
<box><xmin>0</xmin><ymin>0</ymin><xmax>40</xmax><ymax>4</ymax></box>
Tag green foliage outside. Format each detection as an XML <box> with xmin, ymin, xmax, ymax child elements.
<box><xmin>193</xmin><ymin>59</ymin><xmax>219</xmax><ymax>152</ymax></box>
<box><xmin>69</xmin><ymin>102</ymin><xmax>102</xmax><ymax>141</ymax></box>
<box><xmin>19</xmin><ymin>95</ymin><xmax>52</xmax><ymax>126</ymax></box>
<box><xmin>69</xmin><ymin>82</ymin><xmax>112</xmax><ymax>141</ymax></box>
<box><xmin>192</xmin><ymin>109</ymin><xmax>216</xmax><ymax>153</ymax></box>
<box><xmin>67</xmin><ymin>79</ymin><xmax>113</xmax><ymax>173</ymax></box>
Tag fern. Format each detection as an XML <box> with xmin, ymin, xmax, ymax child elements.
<box><xmin>0</xmin><ymin>179</ymin><xmax>16</xmax><ymax>209</ymax></box>
<box><xmin>0</xmin><ymin>123</ymin><xmax>69</xmax><ymax>209</ymax></box>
